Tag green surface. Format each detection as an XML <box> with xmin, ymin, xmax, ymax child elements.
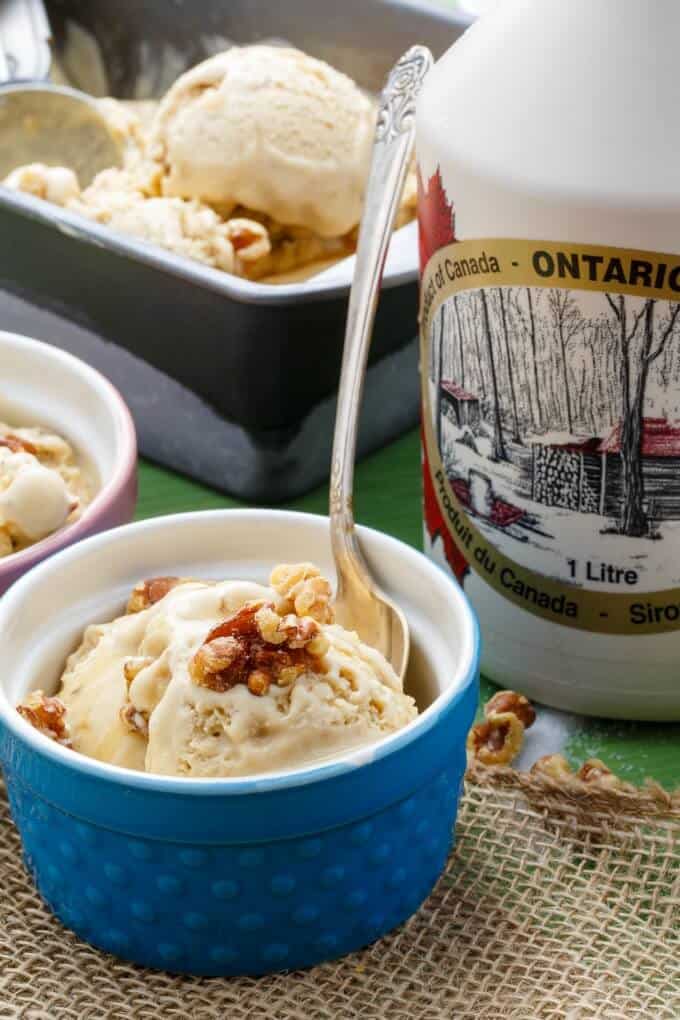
<box><xmin>136</xmin><ymin>430</ymin><xmax>679</xmax><ymax>792</ymax></box>
<box><xmin>136</xmin><ymin>430</ymin><xmax>424</xmax><ymax>546</ymax></box>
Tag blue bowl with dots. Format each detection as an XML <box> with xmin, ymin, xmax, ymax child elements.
<box><xmin>0</xmin><ymin>510</ymin><xmax>479</xmax><ymax>976</ymax></box>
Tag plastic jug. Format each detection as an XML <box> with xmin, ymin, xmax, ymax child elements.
<box><xmin>417</xmin><ymin>0</ymin><xmax>680</xmax><ymax>719</ymax></box>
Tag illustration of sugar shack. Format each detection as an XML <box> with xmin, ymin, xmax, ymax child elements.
<box><xmin>529</xmin><ymin>418</ymin><xmax>680</xmax><ymax>521</ymax></box>
<box><xmin>440</xmin><ymin>381</ymin><xmax>481</xmax><ymax>429</ymax></box>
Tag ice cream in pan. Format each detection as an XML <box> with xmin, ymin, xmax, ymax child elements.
<box><xmin>18</xmin><ymin>563</ymin><xmax>417</xmax><ymax>778</ymax></box>
<box><xmin>3</xmin><ymin>45</ymin><xmax>416</xmax><ymax>283</ymax></box>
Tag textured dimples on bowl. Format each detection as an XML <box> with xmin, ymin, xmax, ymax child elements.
<box><xmin>0</xmin><ymin>331</ymin><xmax>137</xmax><ymax>594</ymax></box>
<box><xmin>0</xmin><ymin>511</ymin><xmax>479</xmax><ymax>976</ymax></box>
<box><xmin>9</xmin><ymin>765</ymin><xmax>460</xmax><ymax>974</ymax></box>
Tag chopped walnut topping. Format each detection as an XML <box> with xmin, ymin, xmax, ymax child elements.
<box><xmin>0</xmin><ymin>433</ymin><xmax>37</xmax><ymax>455</ymax></box>
<box><xmin>254</xmin><ymin>604</ymin><xmax>287</xmax><ymax>645</ymax></box>
<box><xmin>467</xmin><ymin>712</ymin><xmax>524</xmax><ymax>766</ymax></box>
<box><xmin>485</xmin><ymin>690</ymin><xmax>536</xmax><ymax>730</ymax></box>
<box><xmin>254</xmin><ymin>604</ymin><xmax>329</xmax><ymax>654</ymax></box>
<box><xmin>277</xmin><ymin>666</ymin><xmax>300</xmax><ymax>687</ymax></box>
<box><xmin>247</xmin><ymin>670</ymin><xmax>271</xmax><ymax>697</ymax></box>
<box><xmin>190</xmin><ymin>601</ymin><xmax>328</xmax><ymax>696</ymax></box>
<box><xmin>119</xmin><ymin>657</ymin><xmax>157</xmax><ymax>737</ymax></box>
<box><xmin>17</xmin><ymin>691</ymin><xmax>71</xmax><ymax>746</ymax></box>
<box><xmin>225</xmin><ymin>217</ymin><xmax>271</xmax><ymax>262</ymax></box>
<box><xmin>269</xmin><ymin>563</ymin><xmax>334</xmax><ymax>624</ymax></box>
<box><xmin>127</xmin><ymin>576</ymin><xmax>185</xmax><ymax>613</ymax></box>
<box><xmin>123</xmin><ymin>656</ymin><xmax>155</xmax><ymax>691</ymax></box>
<box><xmin>192</xmin><ymin>636</ymin><xmax>242</xmax><ymax>676</ymax></box>
<box><xmin>531</xmin><ymin>754</ymin><xmax>574</xmax><ymax>781</ymax></box>
<box><xmin>120</xmin><ymin>702</ymin><xmax>149</xmax><ymax>738</ymax></box>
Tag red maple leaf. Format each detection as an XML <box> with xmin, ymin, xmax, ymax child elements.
<box><xmin>422</xmin><ymin>426</ymin><xmax>470</xmax><ymax>585</ymax></box>
<box><xmin>417</xmin><ymin>165</ymin><xmax>456</xmax><ymax>272</ymax></box>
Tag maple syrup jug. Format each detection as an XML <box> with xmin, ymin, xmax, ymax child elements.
<box><xmin>417</xmin><ymin>0</ymin><xmax>680</xmax><ymax>719</ymax></box>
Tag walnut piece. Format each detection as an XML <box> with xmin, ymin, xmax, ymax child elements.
<box><xmin>269</xmin><ymin>563</ymin><xmax>334</xmax><ymax>624</ymax></box>
<box><xmin>530</xmin><ymin>754</ymin><xmax>633</xmax><ymax>791</ymax></box>
<box><xmin>530</xmin><ymin>754</ymin><xmax>573</xmax><ymax>781</ymax></box>
<box><xmin>467</xmin><ymin>712</ymin><xmax>524</xmax><ymax>766</ymax></box>
<box><xmin>127</xmin><ymin>576</ymin><xmax>185</xmax><ymax>613</ymax></box>
<box><xmin>120</xmin><ymin>702</ymin><xmax>149</xmax><ymax>738</ymax></box>
<box><xmin>485</xmin><ymin>690</ymin><xmax>536</xmax><ymax>730</ymax></box>
<box><xmin>577</xmin><ymin>758</ymin><xmax>613</xmax><ymax>783</ymax></box>
<box><xmin>246</xmin><ymin>670</ymin><xmax>271</xmax><ymax>697</ymax></box>
<box><xmin>256</xmin><ymin>605</ymin><xmax>329</xmax><ymax>655</ymax></box>
<box><xmin>17</xmin><ymin>691</ymin><xmax>71</xmax><ymax>746</ymax></box>
<box><xmin>123</xmin><ymin>656</ymin><xmax>155</xmax><ymax>691</ymax></box>
<box><xmin>0</xmin><ymin>433</ymin><xmax>37</xmax><ymax>455</ymax></box>
<box><xmin>120</xmin><ymin>656</ymin><xmax>155</xmax><ymax>737</ymax></box>
<box><xmin>190</xmin><ymin>601</ymin><xmax>328</xmax><ymax>696</ymax></box>
<box><xmin>577</xmin><ymin>758</ymin><xmax>631</xmax><ymax>790</ymax></box>
<box><xmin>225</xmin><ymin>218</ymin><xmax>271</xmax><ymax>262</ymax></box>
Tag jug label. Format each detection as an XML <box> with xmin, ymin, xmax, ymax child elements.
<box><xmin>420</xmin><ymin>228</ymin><xmax>680</xmax><ymax>634</ymax></box>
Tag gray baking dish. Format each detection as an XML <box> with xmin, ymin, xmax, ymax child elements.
<box><xmin>0</xmin><ymin>0</ymin><xmax>470</xmax><ymax>501</ymax></box>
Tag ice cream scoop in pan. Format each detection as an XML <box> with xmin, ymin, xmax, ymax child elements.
<box><xmin>0</xmin><ymin>0</ymin><xmax>122</xmax><ymax>182</ymax></box>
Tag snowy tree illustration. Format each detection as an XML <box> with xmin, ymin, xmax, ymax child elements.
<box><xmin>546</xmin><ymin>289</ymin><xmax>583</xmax><ymax>433</ymax></box>
<box><xmin>495</xmin><ymin>288</ymin><xmax>522</xmax><ymax>443</ymax></box>
<box><xmin>509</xmin><ymin>288</ymin><xmax>542</xmax><ymax>430</ymax></box>
<box><xmin>479</xmin><ymin>288</ymin><xmax>507</xmax><ymax>461</ymax></box>
<box><xmin>467</xmin><ymin>296</ymin><xmax>486</xmax><ymax>399</ymax></box>
<box><xmin>431</xmin><ymin>307</ymin><xmax>445</xmax><ymax>450</ymax></box>
<box><xmin>453</xmin><ymin>296</ymin><xmax>466</xmax><ymax>389</ymax></box>
<box><xmin>605</xmin><ymin>295</ymin><xmax>680</xmax><ymax>537</ymax></box>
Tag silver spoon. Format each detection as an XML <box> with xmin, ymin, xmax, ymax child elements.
<box><xmin>330</xmin><ymin>45</ymin><xmax>433</xmax><ymax>683</ymax></box>
<box><xmin>0</xmin><ymin>0</ymin><xmax>122</xmax><ymax>184</ymax></box>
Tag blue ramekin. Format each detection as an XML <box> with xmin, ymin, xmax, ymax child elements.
<box><xmin>0</xmin><ymin>510</ymin><xmax>479</xmax><ymax>976</ymax></box>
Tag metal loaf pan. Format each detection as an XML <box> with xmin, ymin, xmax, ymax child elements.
<box><xmin>0</xmin><ymin>0</ymin><xmax>470</xmax><ymax>501</ymax></box>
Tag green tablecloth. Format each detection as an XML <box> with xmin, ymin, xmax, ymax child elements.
<box><xmin>137</xmin><ymin>429</ymin><xmax>679</xmax><ymax>792</ymax></box>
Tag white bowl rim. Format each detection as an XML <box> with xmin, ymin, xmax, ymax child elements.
<box><xmin>0</xmin><ymin>508</ymin><xmax>480</xmax><ymax>796</ymax></box>
<box><xmin>0</xmin><ymin>330</ymin><xmax>137</xmax><ymax>577</ymax></box>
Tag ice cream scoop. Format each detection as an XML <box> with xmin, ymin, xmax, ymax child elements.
<box><xmin>0</xmin><ymin>84</ymin><xmax>124</xmax><ymax>185</ymax></box>
<box><xmin>150</xmin><ymin>45</ymin><xmax>376</xmax><ymax>237</ymax></box>
<box><xmin>54</xmin><ymin>567</ymin><xmax>417</xmax><ymax>777</ymax></box>
<box><xmin>0</xmin><ymin>2</ymin><xmax>121</xmax><ymax>183</ymax></box>
<box><xmin>0</xmin><ymin>447</ymin><xmax>74</xmax><ymax>542</ymax></box>
<box><xmin>0</xmin><ymin>462</ymin><xmax>72</xmax><ymax>540</ymax></box>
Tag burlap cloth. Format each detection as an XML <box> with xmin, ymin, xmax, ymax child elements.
<box><xmin>0</xmin><ymin>768</ymin><xmax>677</xmax><ymax>1020</ymax></box>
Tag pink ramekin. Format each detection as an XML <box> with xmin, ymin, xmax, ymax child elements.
<box><xmin>0</xmin><ymin>330</ymin><xmax>137</xmax><ymax>594</ymax></box>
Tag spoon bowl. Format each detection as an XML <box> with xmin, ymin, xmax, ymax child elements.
<box><xmin>0</xmin><ymin>83</ymin><xmax>123</xmax><ymax>185</ymax></box>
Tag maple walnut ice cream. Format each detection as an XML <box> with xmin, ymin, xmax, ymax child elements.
<box><xmin>0</xmin><ymin>424</ymin><xmax>92</xmax><ymax>557</ymax></box>
<box><xmin>3</xmin><ymin>45</ymin><xmax>416</xmax><ymax>282</ymax></box>
<box><xmin>18</xmin><ymin>564</ymin><xmax>417</xmax><ymax>778</ymax></box>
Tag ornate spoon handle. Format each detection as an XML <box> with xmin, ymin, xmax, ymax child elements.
<box><xmin>331</xmin><ymin>45</ymin><xmax>433</xmax><ymax>528</ymax></box>
<box><xmin>330</xmin><ymin>46</ymin><xmax>433</xmax><ymax>663</ymax></box>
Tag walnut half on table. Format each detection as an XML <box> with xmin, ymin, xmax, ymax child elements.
<box><xmin>467</xmin><ymin>689</ymin><xmax>536</xmax><ymax>766</ymax></box>
<box><xmin>467</xmin><ymin>690</ymin><xmax>636</xmax><ymax>792</ymax></box>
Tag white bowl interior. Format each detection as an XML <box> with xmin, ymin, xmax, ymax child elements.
<box><xmin>0</xmin><ymin>511</ymin><xmax>476</xmax><ymax>730</ymax></box>
<box><xmin>0</xmin><ymin>331</ymin><xmax>128</xmax><ymax>494</ymax></box>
